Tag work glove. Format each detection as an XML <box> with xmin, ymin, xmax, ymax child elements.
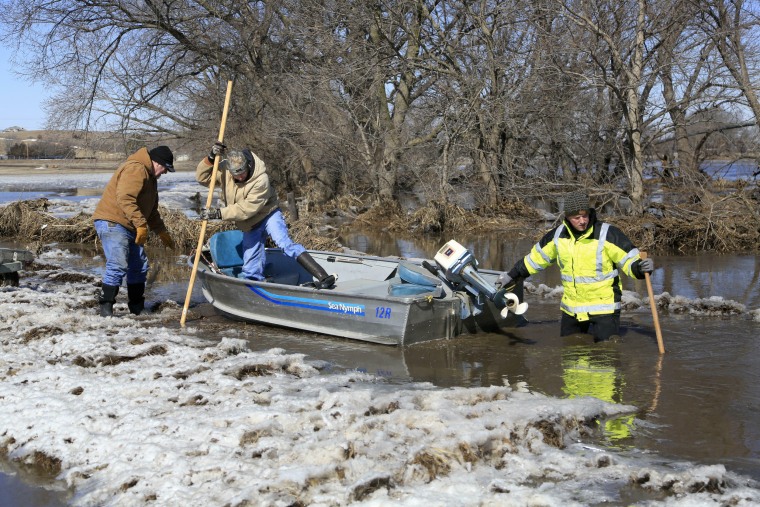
<box><xmin>159</xmin><ymin>231</ymin><xmax>176</xmax><ymax>250</ymax></box>
<box><xmin>199</xmin><ymin>207</ymin><xmax>222</xmax><ymax>221</ymax></box>
<box><xmin>496</xmin><ymin>272</ymin><xmax>513</xmax><ymax>289</ymax></box>
<box><xmin>208</xmin><ymin>142</ymin><xmax>226</xmax><ymax>162</ymax></box>
<box><xmin>135</xmin><ymin>226</ymin><xmax>148</xmax><ymax>246</ymax></box>
<box><xmin>639</xmin><ymin>258</ymin><xmax>654</xmax><ymax>274</ymax></box>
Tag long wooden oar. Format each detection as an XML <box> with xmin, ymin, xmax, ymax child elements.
<box><xmin>180</xmin><ymin>80</ymin><xmax>233</xmax><ymax>327</ymax></box>
<box><xmin>641</xmin><ymin>252</ymin><xmax>665</xmax><ymax>354</ymax></box>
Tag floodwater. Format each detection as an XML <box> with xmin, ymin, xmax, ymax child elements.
<box><xmin>188</xmin><ymin>231</ymin><xmax>760</xmax><ymax>483</ymax></box>
<box><xmin>2</xmin><ymin>168</ymin><xmax>760</xmax><ymax>503</ymax></box>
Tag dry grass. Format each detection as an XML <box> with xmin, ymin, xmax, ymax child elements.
<box><xmin>610</xmin><ymin>188</ymin><xmax>760</xmax><ymax>254</ymax></box>
<box><xmin>0</xmin><ymin>199</ymin><xmax>341</xmax><ymax>254</ymax></box>
<box><xmin>0</xmin><ymin>199</ymin><xmax>98</xmax><ymax>247</ymax></box>
<box><xmin>3</xmin><ymin>184</ymin><xmax>760</xmax><ymax>255</ymax></box>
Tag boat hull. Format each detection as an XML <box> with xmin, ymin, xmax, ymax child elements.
<box><xmin>197</xmin><ymin>266</ymin><xmax>461</xmax><ymax>346</ymax></box>
<box><xmin>192</xmin><ymin>240</ymin><xmax>523</xmax><ymax>346</ymax></box>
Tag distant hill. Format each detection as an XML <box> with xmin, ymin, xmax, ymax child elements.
<box><xmin>0</xmin><ymin>129</ymin><xmax>195</xmax><ymax>162</ymax></box>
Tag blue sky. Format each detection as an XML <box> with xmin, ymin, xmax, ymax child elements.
<box><xmin>0</xmin><ymin>44</ymin><xmax>51</xmax><ymax>130</ymax></box>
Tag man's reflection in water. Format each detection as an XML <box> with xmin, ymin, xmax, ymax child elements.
<box><xmin>561</xmin><ymin>347</ymin><xmax>634</xmax><ymax>443</ymax></box>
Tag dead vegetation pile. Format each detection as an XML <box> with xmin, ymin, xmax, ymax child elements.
<box><xmin>349</xmin><ymin>189</ymin><xmax>760</xmax><ymax>254</ymax></box>
<box><xmin>0</xmin><ymin>198</ymin><xmax>343</xmax><ymax>253</ymax></box>
<box><xmin>302</xmin><ymin>194</ymin><xmax>369</xmax><ymax>224</ymax></box>
<box><xmin>353</xmin><ymin>198</ymin><xmax>541</xmax><ymax>234</ymax></box>
<box><xmin>610</xmin><ymin>189</ymin><xmax>760</xmax><ymax>254</ymax></box>
<box><xmin>353</xmin><ymin>198</ymin><xmax>406</xmax><ymax>231</ymax></box>
<box><xmin>285</xmin><ymin>211</ymin><xmax>344</xmax><ymax>252</ymax></box>
<box><xmin>2</xmin><ymin>187</ymin><xmax>760</xmax><ymax>255</ymax></box>
<box><xmin>0</xmin><ymin>199</ymin><xmax>233</xmax><ymax>253</ymax></box>
<box><xmin>0</xmin><ymin>199</ymin><xmax>97</xmax><ymax>246</ymax></box>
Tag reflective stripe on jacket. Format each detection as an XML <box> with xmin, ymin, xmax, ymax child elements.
<box><xmin>518</xmin><ymin>211</ymin><xmax>640</xmax><ymax>321</ymax></box>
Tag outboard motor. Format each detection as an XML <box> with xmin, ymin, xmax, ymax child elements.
<box><xmin>433</xmin><ymin>240</ymin><xmax>528</xmax><ymax>318</ymax></box>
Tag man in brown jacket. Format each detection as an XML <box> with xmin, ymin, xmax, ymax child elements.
<box><xmin>93</xmin><ymin>146</ymin><xmax>176</xmax><ymax>316</ymax></box>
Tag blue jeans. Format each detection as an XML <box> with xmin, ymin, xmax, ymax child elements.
<box><xmin>241</xmin><ymin>209</ymin><xmax>306</xmax><ymax>280</ymax></box>
<box><xmin>94</xmin><ymin>220</ymin><xmax>149</xmax><ymax>286</ymax></box>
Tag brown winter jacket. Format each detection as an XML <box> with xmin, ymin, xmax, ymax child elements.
<box><xmin>92</xmin><ymin>148</ymin><xmax>167</xmax><ymax>234</ymax></box>
<box><xmin>195</xmin><ymin>150</ymin><xmax>279</xmax><ymax>232</ymax></box>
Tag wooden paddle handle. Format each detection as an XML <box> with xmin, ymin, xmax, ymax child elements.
<box><xmin>181</xmin><ymin>80</ymin><xmax>234</xmax><ymax>327</ymax></box>
<box><xmin>640</xmin><ymin>252</ymin><xmax>665</xmax><ymax>354</ymax></box>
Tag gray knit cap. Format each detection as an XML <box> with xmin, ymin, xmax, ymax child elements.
<box><xmin>563</xmin><ymin>191</ymin><xmax>590</xmax><ymax>217</ymax></box>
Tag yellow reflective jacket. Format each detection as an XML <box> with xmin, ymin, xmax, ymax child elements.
<box><xmin>510</xmin><ymin>209</ymin><xmax>643</xmax><ymax>321</ymax></box>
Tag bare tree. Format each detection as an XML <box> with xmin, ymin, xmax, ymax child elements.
<box><xmin>3</xmin><ymin>0</ymin><xmax>760</xmax><ymax>213</ymax></box>
<box><xmin>697</xmin><ymin>0</ymin><xmax>760</xmax><ymax>125</ymax></box>
<box><xmin>653</xmin><ymin>1</ymin><xmax>718</xmax><ymax>180</ymax></box>
<box><xmin>556</xmin><ymin>0</ymin><xmax>661</xmax><ymax>213</ymax></box>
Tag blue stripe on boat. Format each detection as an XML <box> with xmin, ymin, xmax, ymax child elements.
<box><xmin>248</xmin><ymin>286</ymin><xmax>366</xmax><ymax>316</ymax></box>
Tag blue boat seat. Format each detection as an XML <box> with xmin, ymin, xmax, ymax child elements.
<box><xmin>398</xmin><ymin>262</ymin><xmax>440</xmax><ymax>286</ymax></box>
<box><xmin>209</xmin><ymin>230</ymin><xmax>244</xmax><ymax>277</ymax></box>
<box><xmin>388</xmin><ymin>262</ymin><xmax>442</xmax><ymax>297</ymax></box>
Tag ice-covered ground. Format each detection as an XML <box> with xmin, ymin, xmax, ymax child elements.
<box><xmin>526</xmin><ymin>282</ymin><xmax>757</xmax><ymax>319</ymax></box>
<box><xmin>1</xmin><ymin>251</ymin><xmax>759</xmax><ymax>506</ymax></box>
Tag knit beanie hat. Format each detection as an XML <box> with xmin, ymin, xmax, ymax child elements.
<box><xmin>148</xmin><ymin>146</ymin><xmax>175</xmax><ymax>172</ymax></box>
<box><xmin>563</xmin><ymin>191</ymin><xmax>590</xmax><ymax>217</ymax></box>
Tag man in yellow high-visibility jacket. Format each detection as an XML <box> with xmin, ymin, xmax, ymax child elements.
<box><xmin>497</xmin><ymin>191</ymin><xmax>654</xmax><ymax>341</ymax></box>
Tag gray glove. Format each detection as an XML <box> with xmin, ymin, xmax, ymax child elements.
<box><xmin>639</xmin><ymin>258</ymin><xmax>654</xmax><ymax>273</ymax></box>
<box><xmin>208</xmin><ymin>142</ymin><xmax>226</xmax><ymax>162</ymax></box>
<box><xmin>496</xmin><ymin>272</ymin><xmax>513</xmax><ymax>289</ymax></box>
<box><xmin>199</xmin><ymin>207</ymin><xmax>222</xmax><ymax>220</ymax></box>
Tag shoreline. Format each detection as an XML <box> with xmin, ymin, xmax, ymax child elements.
<box><xmin>0</xmin><ymin>159</ymin><xmax>196</xmax><ymax>176</ymax></box>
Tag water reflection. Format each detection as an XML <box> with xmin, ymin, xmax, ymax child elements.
<box><xmin>340</xmin><ymin>229</ymin><xmax>535</xmax><ymax>270</ymax></box>
<box><xmin>560</xmin><ymin>345</ymin><xmax>634</xmax><ymax>443</ymax></box>
<box><xmin>0</xmin><ymin>463</ymin><xmax>70</xmax><ymax>507</ymax></box>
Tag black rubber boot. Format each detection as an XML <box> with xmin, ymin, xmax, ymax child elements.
<box><xmin>127</xmin><ymin>283</ymin><xmax>145</xmax><ymax>315</ymax></box>
<box><xmin>98</xmin><ymin>284</ymin><xmax>119</xmax><ymax>317</ymax></box>
<box><xmin>297</xmin><ymin>252</ymin><xmax>336</xmax><ymax>289</ymax></box>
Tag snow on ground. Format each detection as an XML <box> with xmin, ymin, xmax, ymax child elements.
<box><xmin>526</xmin><ymin>282</ymin><xmax>753</xmax><ymax>319</ymax></box>
<box><xmin>1</xmin><ymin>259</ymin><xmax>760</xmax><ymax>506</ymax></box>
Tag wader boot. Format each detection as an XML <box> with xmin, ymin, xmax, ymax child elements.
<box><xmin>127</xmin><ymin>283</ymin><xmax>146</xmax><ymax>315</ymax></box>
<box><xmin>296</xmin><ymin>252</ymin><xmax>336</xmax><ymax>289</ymax></box>
<box><xmin>98</xmin><ymin>284</ymin><xmax>119</xmax><ymax>317</ymax></box>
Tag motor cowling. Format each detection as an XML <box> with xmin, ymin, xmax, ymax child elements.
<box><xmin>434</xmin><ymin>240</ymin><xmax>528</xmax><ymax>316</ymax></box>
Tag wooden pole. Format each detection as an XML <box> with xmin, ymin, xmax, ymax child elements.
<box><xmin>180</xmin><ymin>80</ymin><xmax>233</xmax><ymax>327</ymax></box>
<box><xmin>641</xmin><ymin>252</ymin><xmax>665</xmax><ymax>354</ymax></box>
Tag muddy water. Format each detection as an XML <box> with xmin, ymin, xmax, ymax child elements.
<box><xmin>3</xmin><ymin>229</ymin><xmax>760</xmax><ymax>502</ymax></box>
<box><xmin>0</xmin><ymin>465</ymin><xmax>70</xmax><ymax>506</ymax></box>
<box><xmin>182</xmin><ymin>283</ymin><xmax>760</xmax><ymax>483</ymax></box>
<box><xmin>333</xmin><ymin>231</ymin><xmax>760</xmax><ymax>481</ymax></box>
<box><xmin>164</xmin><ymin>231</ymin><xmax>760</xmax><ymax>483</ymax></box>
